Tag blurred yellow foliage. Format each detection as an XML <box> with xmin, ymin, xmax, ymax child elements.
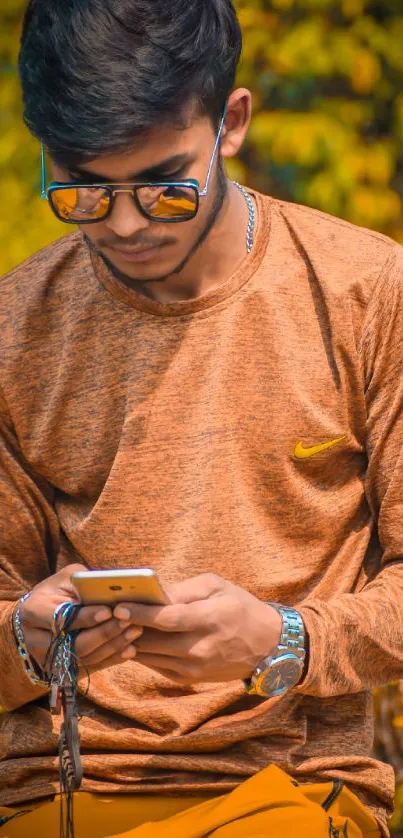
<box><xmin>235</xmin><ymin>0</ymin><xmax>403</xmax><ymax>245</ymax></box>
<box><xmin>1</xmin><ymin>0</ymin><xmax>403</xmax><ymax>276</ymax></box>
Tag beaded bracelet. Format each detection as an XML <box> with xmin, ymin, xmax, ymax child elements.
<box><xmin>12</xmin><ymin>593</ymin><xmax>48</xmax><ymax>687</ymax></box>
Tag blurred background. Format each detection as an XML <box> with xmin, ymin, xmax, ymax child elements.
<box><xmin>1</xmin><ymin>0</ymin><xmax>403</xmax><ymax>830</ymax></box>
<box><xmin>2</xmin><ymin>0</ymin><xmax>403</xmax><ymax>275</ymax></box>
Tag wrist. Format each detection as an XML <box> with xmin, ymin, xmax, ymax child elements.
<box><xmin>253</xmin><ymin>603</ymin><xmax>282</xmax><ymax>668</ymax></box>
<box><xmin>12</xmin><ymin>595</ymin><xmax>48</xmax><ymax>687</ymax></box>
<box><xmin>245</xmin><ymin>604</ymin><xmax>306</xmax><ymax>698</ymax></box>
<box><xmin>298</xmin><ymin>622</ymin><xmax>310</xmax><ymax>685</ymax></box>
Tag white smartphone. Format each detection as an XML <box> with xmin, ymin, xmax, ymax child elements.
<box><xmin>70</xmin><ymin>568</ymin><xmax>170</xmax><ymax>607</ymax></box>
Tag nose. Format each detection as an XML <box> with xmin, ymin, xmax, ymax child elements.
<box><xmin>105</xmin><ymin>190</ymin><xmax>150</xmax><ymax>238</ymax></box>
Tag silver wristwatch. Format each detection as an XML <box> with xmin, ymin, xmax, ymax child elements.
<box><xmin>245</xmin><ymin>604</ymin><xmax>306</xmax><ymax>698</ymax></box>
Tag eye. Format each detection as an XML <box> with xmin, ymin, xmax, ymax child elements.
<box><xmin>67</xmin><ymin>171</ymin><xmax>102</xmax><ymax>186</ymax></box>
<box><xmin>158</xmin><ymin>169</ymin><xmax>187</xmax><ymax>182</ymax></box>
<box><xmin>67</xmin><ymin>171</ymin><xmax>83</xmax><ymax>182</ymax></box>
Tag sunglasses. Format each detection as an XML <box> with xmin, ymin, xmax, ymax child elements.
<box><xmin>40</xmin><ymin>112</ymin><xmax>226</xmax><ymax>225</ymax></box>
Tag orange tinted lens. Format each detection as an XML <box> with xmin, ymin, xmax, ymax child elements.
<box><xmin>50</xmin><ymin>187</ymin><xmax>110</xmax><ymax>221</ymax></box>
<box><xmin>137</xmin><ymin>185</ymin><xmax>197</xmax><ymax>219</ymax></box>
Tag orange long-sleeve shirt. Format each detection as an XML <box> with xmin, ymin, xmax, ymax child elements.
<box><xmin>1</xmin><ymin>192</ymin><xmax>403</xmax><ymax>833</ymax></box>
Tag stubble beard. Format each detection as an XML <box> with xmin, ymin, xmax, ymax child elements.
<box><xmin>85</xmin><ymin>159</ymin><xmax>228</xmax><ymax>287</ymax></box>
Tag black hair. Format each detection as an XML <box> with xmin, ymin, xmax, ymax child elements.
<box><xmin>18</xmin><ymin>0</ymin><xmax>242</xmax><ymax>167</ymax></box>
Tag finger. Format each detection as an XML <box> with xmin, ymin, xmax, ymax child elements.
<box><xmin>56</xmin><ymin>563</ymin><xmax>91</xmax><ymax>600</ymax></box>
<box><xmin>113</xmin><ymin>600</ymin><xmax>208</xmax><ymax>633</ymax></box>
<box><xmin>81</xmin><ymin>646</ymin><xmax>139</xmax><ymax>677</ymax></box>
<box><xmin>135</xmin><ymin>652</ymin><xmax>195</xmax><ymax>680</ymax></box>
<box><xmin>22</xmin><ymin>598</ymin><xmax>112</xmax><ymax>633</ymax></box>
<box><xmin>61</xmin><ymin>563</ymin><xmax>89</xmax><ymax>579</ymax></box>
<box><xmin>78</xmin><ymin>629</ymin><xmax>141</xmax><ymax>666</ymax></box>
<box><xmin>76</xmin><ymin>620</ymin><xmax>143</xmax><ymax>659</ymax></box>
<box><xmin>164</xmin><ymin>574</ymin><xmax>224</xmax><ymax>605</ymax></box>
<box><xmin>71</xmin><ymin>605</ymin><xmax>113</xmax><ymax>631</ymax></box>
<box><xmin>135</xmin><ymin>629</ymin><xmax>200</xmax><ymax>658</ymax></box>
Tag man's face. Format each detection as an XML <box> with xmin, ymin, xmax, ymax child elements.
<box><xmin>50</xmin><ymin>116</ymin><xmax>228</xmax><ymax>284</ymax></box>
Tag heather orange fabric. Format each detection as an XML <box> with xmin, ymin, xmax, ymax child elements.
<box><xmin>1</xmin><ymin>192</ymin><xmax>403</xmax><ymax>834</ymax></box>
<box><xmin>0</xmin><ymin>766</ymin><xmax>381</xmax><ymax>837</ymax></box>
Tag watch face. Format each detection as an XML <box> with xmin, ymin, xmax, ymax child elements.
<box><xmin>260</xmin><ymin>655</ymin><xmax>303</xmax><ymax>697</ymax></box>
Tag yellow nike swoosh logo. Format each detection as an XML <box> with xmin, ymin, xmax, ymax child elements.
<box><xmin>294</xmin><ymin>436</ymin><xmax>347</xmax><ymax>460</ymax></box>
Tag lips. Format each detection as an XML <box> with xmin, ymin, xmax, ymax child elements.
<box><xmin>110</xmin><ymin>243</ymin><xmax>164</xmax><ymax>263</ymax></box>
<box><xmin>112</xmin><ymin>245</ymin><xmax>160</xmax><ymax>256</ymax></box>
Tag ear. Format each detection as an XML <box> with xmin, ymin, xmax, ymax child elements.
<box><xmin>220</xmin><ymin>88</ymin><xmax>252</xmax><ymax>160</ymax></box>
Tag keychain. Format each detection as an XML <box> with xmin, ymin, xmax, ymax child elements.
<box><xmin>44</xmin><ymin>602</ymin><xmax>83</xmax><ymax>838</ymax></box>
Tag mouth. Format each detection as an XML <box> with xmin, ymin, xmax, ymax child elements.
<box><xmin>110</xmin><ymin>244</ymin><xmax>165</xmax><ymax>264</ymax></box>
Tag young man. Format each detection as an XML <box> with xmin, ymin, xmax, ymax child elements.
<box><xmin>0</xmin><ymin>1</ymin><xmax>402</xmax><ymax>835</ymax></box>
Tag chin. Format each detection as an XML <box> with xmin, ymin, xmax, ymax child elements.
<box><xmin>106</xmin><ymin>250</ymin><xmax>178</xmax><ymax>282</ymax></box>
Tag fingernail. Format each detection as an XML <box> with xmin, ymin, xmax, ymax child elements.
<box><xmin>115</xmin><ymin>607</ymin><xmax>130</xmax><ymax>621</ymax></box>
<box><xmin>121</xmin><ymin>645</ymin><xmax>137</xmax><ymax>659</ymax></box>
<box><xmin>125</xmin><ymin>627</ymin><xmax>142</xmax><ymax>641</ymax></box>
<box><xmin>119</xmin><ymin>620</ymin><xmax>131</xmax><ymax>630</ymax></box>
<box><xmin>94</xmin><ymin>609</ymin><xmax>110</xmax><ymax>623</ymax></box>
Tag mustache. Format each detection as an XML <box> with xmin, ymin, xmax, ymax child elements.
<box><xmin>98</xmin><ymin>235</ymin><xmax>176</xmax><ymax>249</ymax></box>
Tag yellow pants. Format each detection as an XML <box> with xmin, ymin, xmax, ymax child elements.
<box><xmin>0</xmin><ymin>765</ymin><xmax>381</xmax><ymax>837</ymax></box>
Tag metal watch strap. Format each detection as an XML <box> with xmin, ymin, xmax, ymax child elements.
<box><xmin>268</xmin><ymin>603</ymin><xmax>306</xmax><ymax>661</ymax></box>
<box><xmin>245</xmin><ymin>604</ymin><xmax>306</xmax><ymax>698</ymax></box>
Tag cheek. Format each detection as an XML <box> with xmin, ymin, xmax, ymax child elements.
<box><xmin>180</xmin><ymin>215</ymin><xmax>204</xmax><ymax>241</ymax></box>
<box><xmin>78</xmin><ymin>219</ymin><xmax>108</xmax><ymax>244</ymax></box>
<box><xmin>183</xmin><ymin>197</ymin><xmax>213</xmax><ymax>237</ymax></box>
<box><xmin>160</xmin><ymin>214</ymin><xmax>205</xmax><ymax>250</ymax></box>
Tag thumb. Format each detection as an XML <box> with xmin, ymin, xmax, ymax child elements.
<box><xmin>166</xmin><ymin>573</ymin><xmax>224</xmax><ymax>605</ymax></box>
<box><xmin>58</xmin><ymin>563</ymin><xmax>89</xmax><ymax>598</ymax></box>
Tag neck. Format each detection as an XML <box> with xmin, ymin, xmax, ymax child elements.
<box><xmin>98</xmin><ymin>181</ymin><xmax>252</xmax><ymax>304</ymax></box>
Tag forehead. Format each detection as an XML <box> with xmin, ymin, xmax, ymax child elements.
<box><xmin>54</xmin><ymin>116</ymin><xmax>214</xmax><ymax>180</ymax></box>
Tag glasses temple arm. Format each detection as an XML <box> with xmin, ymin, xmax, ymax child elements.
<box><xmin>40</xmin><ymin>108</ymin><xmax>227</xmax><ymax>201</ymax></box>
<box><xmin>199</xmin><ymin>110</ymin><xmax>227</xmax><ymax>198</ymax></box>
<box><xmin>41</xmin><ymin>143</ymin><xmax>48</xmax><ymax>198</ymax></box>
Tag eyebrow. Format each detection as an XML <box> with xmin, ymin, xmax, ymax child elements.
<box><xmin>67</xmin><ymin>153</ymin><xmax>194</xmax><ymax>183</ymax></box>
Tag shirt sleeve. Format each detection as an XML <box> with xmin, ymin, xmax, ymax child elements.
<box><xmin>0</xmin><ymin>385</ymin><xmax>60</xmax><ymax>711</ymax></box>
<box><xmin>297</xmin><ymin>244</ymin><xmax>403</xmax><ymax>698</ymax></box>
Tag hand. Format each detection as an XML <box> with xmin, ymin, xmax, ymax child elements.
<box><xmin>19</xmin><ymin>564</ymin><xmax>143</xmax><ymax>678</ymax></box>
<box><xmin>113</xmin><ymin>574</ymin><xmax>282</xmax><ymax>685</ymax></box>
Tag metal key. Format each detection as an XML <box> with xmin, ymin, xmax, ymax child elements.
<box><xmin>50</xmin><ymin>683</ymin><xmax>62</xmax><ymax>715</ymax></box>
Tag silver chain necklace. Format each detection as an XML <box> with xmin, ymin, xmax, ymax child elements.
<box><xmin>233</xmin><ymin>181</ymin><xmax>256</xmax><ymax>255</ymax></box>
